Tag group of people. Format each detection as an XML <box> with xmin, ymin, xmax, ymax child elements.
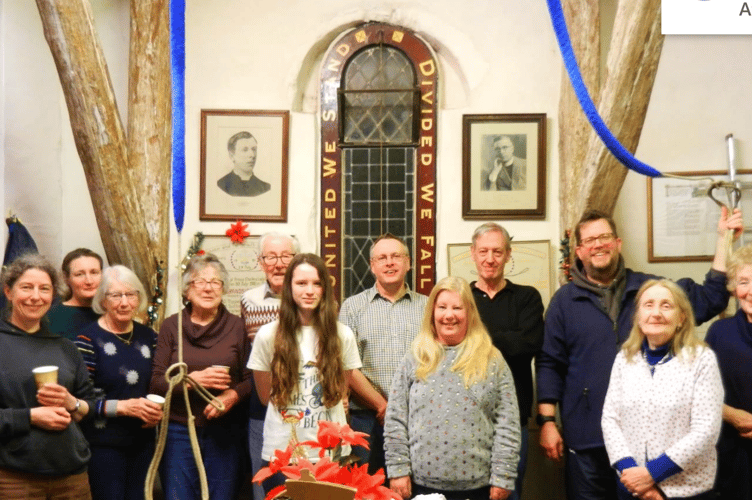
<box><xmin>0</xmin><ymin>206</ymin><xmax>750</xmax><ymax>500</ymax></box>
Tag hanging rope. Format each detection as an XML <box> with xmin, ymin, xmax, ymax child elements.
<box><xmin>143</xmin><ymin>1</ymin><xmax>224</xmax><ymax>498</ymax></box>
<box><xmin>545</xmin><ymin>0</ymin><xmax>662</xmax><ymax>178</ymax></box>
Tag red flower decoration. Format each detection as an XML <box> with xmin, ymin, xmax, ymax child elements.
<box><xmin>252</xmin><ymin>423</ymin><xmax>390</xmax><ymax>500</ymax></box>
<box><xmin>226</xmin><ymin>220</ymin><xmax>250</xmax><ymax>243</ymax></box>
<box><xmin>300</xmin><ymin>420</ymin><xmax>370</xmax><ymax>457</ymax></box>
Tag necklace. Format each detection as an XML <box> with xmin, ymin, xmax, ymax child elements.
<box><xmin>101</xmin><ymin>317</ymin><xmax>134</xmax><ymax>345</ymax></box>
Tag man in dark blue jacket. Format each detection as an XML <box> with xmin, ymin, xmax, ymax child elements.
<box><xmin>536</xmin><ymin>207</ymin><xmax>743</xmax><ymax>500</ymax></box>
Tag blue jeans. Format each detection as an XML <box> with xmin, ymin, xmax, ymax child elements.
<box><xmin>248</xmin><ymin>417</ymin><xmax>265</xmax><ymax>500</ymax></box>
<box><xmin>88</xmin><ymin>442</ymin><xmax>155</xmax><ymax>500</ymax></box>
<box><xmin>565</xmin><ymin>446</ymin><xmax>618</xmax><ymax>500</ymax></box>
<box><xmin>349</xmin><ymin>409</ymin><xmax>386</xmax><ymax>475</ymax></box>
<box><xmin>508</xmin><ymin>424</ymin><xmax>529</xmax><ymax>500</ymax></box>
<box><xmin>160</xmin><ymin>422</ymin><xmax>242</xmax><ymax>500</ymax></box>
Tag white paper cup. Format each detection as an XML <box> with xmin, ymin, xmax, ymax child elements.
<box><xmin>211</xmin><ymin>365</ymin><xmax>230</xmax><ymax>373</ymax></box>
<box><xmin>32</xmin><ymin>366</ymin><xmax>58</xmax><ymax>388</ymax></box>
<box><xmin>145</xmin><ymin>394</ymin><xmax>165</xmax><ymax>407</ymax></box>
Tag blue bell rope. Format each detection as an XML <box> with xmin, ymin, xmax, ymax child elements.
<box><xmin>545</xmin><ymin>0</ymin><xmax>662</xmax><ymax>178</ymax></box>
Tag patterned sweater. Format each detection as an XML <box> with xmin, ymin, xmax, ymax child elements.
<box><xmin>602</xmin><ymin>346</ymin><xmax>723</xmax><ymax>497</ymax></box>
<box><xmin>384</xmin><ymin>346</ymin><xmax>520</xmax><ymax>491</ymax></box>
<box><xmin>75</xmin><ymin>321</ymin><xmax>157</xmax><ymax>447</ymax></box>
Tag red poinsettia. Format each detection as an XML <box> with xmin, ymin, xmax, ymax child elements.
<box><xmin>253</xmin><ymin>422</ymin><xmax>396</xmax><ymax>500</ymax></box>
<box><xmin>226</xmin><ymin>219</ymin><xmax>250</xmax><ymax>243</ymax></box>
<box><xmin>300</xmin><ymin>420</ymin><xmax>370</xmax><ymax>457</ymax></box>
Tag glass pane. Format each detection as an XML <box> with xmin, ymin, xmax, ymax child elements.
<box><xmin>343</xmin><ymin>147</ymin><xmax>415</xmax><ymax>297</ymax></box>
<box><xmin>342</xmin><ymin>46</ymin><xmax>415</xmax><ymax>145</ymax></box>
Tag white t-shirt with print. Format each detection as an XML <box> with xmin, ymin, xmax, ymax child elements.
<box><xmin>248</xmin><ymin>320</ymin><xmax>362</xmax><ymax>461</ymax></box>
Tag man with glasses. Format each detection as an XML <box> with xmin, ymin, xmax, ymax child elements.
<box><xmin>339</xmin><ymin>233</ymin><xmax>428</xmax><ymax>475</ymax></box>
<box><xmin>536</xmin><ymin>208</ymin><xmax>743</xmax><ymax>500</ymax></box>
<box><xmin>469</xmin><ymin>222</ymin><xmax>544</xmax><ymax>500</ymax></box>
<box><xmin>239</xmin><ymin>231</ymin><xmax>298</xmax><ymax>500</ymax></box>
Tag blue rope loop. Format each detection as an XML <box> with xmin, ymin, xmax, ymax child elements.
<box><xmin>546</xmin><ymin>0</ymin><xmax>662</xmax><ymax>178</ymax></box>
<box><xmin>170</xmin><ymin>0</ymin><xmax>186</xmax><ymax>232</ymax></box>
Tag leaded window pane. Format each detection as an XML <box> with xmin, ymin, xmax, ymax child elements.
<box><xmin>341</xmin><ymin>46</ymin><xmax>417</xmax><ymax>145</ymax></box>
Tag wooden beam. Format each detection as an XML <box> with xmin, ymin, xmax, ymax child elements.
<box><xmin>128</xmin><ymin>0</ymin><xmax>171</xmax><ymax>324</ymax></box>
<box><xmin>35</xmin><ymin>0</ymin><xmax>169</xmax><ymax>314</ymax></box>
<box><xmin>557</xmin><ymin>0</ymin><xmax>601</xmax><ymax>280</ymax></box>
<box><xmin>575</xmin><ymin>0</ymin><xmax>664</xmax><ymax>217</ymax></box>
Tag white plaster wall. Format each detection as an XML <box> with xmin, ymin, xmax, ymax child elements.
<box><xmin>182</xmin><ymin>0</ymin><xmax>562</xmax><ymax>313</ymax></box>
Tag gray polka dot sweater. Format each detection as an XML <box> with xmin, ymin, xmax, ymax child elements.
<box><xmin>384</xmin><ymin>346</ymin><xmax>520</xmax><ymax>491</ymax></box>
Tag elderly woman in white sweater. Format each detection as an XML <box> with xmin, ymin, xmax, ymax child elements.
<box><xmin>601</xmin><ymin>279</ymin><xmax>723</xmax><ymax>500</ymax></box>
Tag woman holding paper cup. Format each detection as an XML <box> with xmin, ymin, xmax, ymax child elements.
<box><xmin>74</xmin><ymin>265</ymin><xmax>160</xmax><ymax>500</ymax></box>
<box><xmin>150</xmin><ymin>253</ymin><xmax>252</xmax><ymax>500</ymax></box>
<box><xmin>0</xmin><ymin>254</ymin><xmax>96</xmax><ymax>497</ymax></box>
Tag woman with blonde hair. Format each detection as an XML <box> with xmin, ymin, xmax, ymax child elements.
<box><xmin>248</xmin><ymin>253</ymin><xmax>361</xmax><ymax>493</ymax></box>
<box><xmin>385</xmin><ymin>276</ymin><xmax>520</xmax><ymax>500</ymax></box>
<box><xmin>602</xmin><ymin>279</ymin><xmax>723</xmax><ymax>500</ymax></box>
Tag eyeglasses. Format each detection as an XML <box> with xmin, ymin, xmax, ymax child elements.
<box><xmin>191</xmin><ymin>278</ymin><xmax>224</xmax><ymax>290</ymax></box>
<box><xmin>372</xmin><ymin>253</ymin><xmax>407</xmax><ymax>264</ymax></box>
<box><xmin>260</xmin><ymin>254</ymin><xmax>295</xmax><ymax>265</ymax></box>
<box><xmin>579</xmin><ymin>233</ymin><xmax>616</xmax><ymax>248</ymax></box>
<box><xmin>106</xmin><ymin>291</ymin><xmax>140</xmax><ymax>302</ymax></box>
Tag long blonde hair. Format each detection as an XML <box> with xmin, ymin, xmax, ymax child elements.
<box><xmin>622</xmin><ymin>279</ymin><xmax>704</xmax><ymax>362</ymax></box>
<box><xmin>413</xmin><ymin>276</ymin><xmax>501</xmax><ymax>387</ymax></box>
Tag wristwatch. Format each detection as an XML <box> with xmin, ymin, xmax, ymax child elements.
<box><xmin>536</xmin><ymin>414</ymin><xmax>556</xmax><ymax>427</ymax></box>
<box><xmin>68</xmin><ymin>398</ymin><xmax>81</xmax><ymax>414</ymax></box>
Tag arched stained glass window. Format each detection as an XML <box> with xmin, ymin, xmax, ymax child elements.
<box><xmin>320</xmin><ymin>23</ymin><xmax>437</xmax><ymax>301</ymax></box>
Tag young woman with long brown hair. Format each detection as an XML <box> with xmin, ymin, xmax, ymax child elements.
<box><xmin>248</xmin><ymin>253</ymin><xmax>361</xmax><ymax>492</ymax></box>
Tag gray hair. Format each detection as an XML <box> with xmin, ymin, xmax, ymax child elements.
<box><xmin>1</xmin><ymin>253</ymin><xmax>62</xmax><ymax>297</ymax></box>
<box><xmin>92</xmin><ymin>265</ymin><xmax>147</xmax><ymax>315</ymax></box>
<box><xmin>727</xmin><ymin>244</ymin><xmax>752</xmax><ymax>292</ymax></box>
<box><xmin>258</xmin><ymin>232</ymin><xmax>300</xmax><ymax>255</ymax></box>
<box><xmin>181</xmin><ymin>253</ymin><xmax>229</xmax><ymax>298</ymax></box>
<box><xmin>471</xmin><ymin>223</ymin><xmax>512</xmax><ymax>251</ymax></box>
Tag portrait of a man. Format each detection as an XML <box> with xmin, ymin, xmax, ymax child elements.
<box><xmin>216</xmin><ymin>131</ymin><xmax>271</xmax><ymax>197</ymax></box>
<box><xmin>481</xmin><ymin>135</ymin><xmax>527</xmax><ymax>191</ymax></box>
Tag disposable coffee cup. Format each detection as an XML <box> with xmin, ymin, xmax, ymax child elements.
<box><xmin>212</xmin><ymin>365</ymin><xmax>230</xmax><ymax>373</ymax></box>
<box><xmin>145</xmin><ymin>394</ymin><xmax>165</xmax><ymax>408</ymax></box>
<box><xmin>32</xmin><ymin>366</ymin><xmax>58</xmax><ymax>388</ymax></box>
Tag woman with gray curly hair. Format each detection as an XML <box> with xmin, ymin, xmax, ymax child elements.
<box><xmin>705</xmin><ymin>245</ymin><xmax>752</xmax><ymax>500</ymax></box>
<box><xmin>75</xmin><ymin>265</ymin><xmax>161</xmax><ymax>500</ymax></box>
<box><xmin>0</xmin><ymin>253</ymin><xmax>96</xmax><ymax>498</ymax></box>
<box><xmin>150</xmin><ymin>253</ymin><xmax>252</xmax><ymax>500</ymax></box>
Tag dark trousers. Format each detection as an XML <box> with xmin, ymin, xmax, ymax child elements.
<box><xmin>160</xmin><ymin>422</ymin><xmax>242</xmax><ymax>500</ymax></box>
<box><xmin>566</xmin><ymin>446</ymin><xmax>618</xmax><ymax>500</ymax></box>
<box><xmin>88</xmin><ymin>442</ymin><xmax>155</xmax><ymax>500</ymax></box>
<box><xmin>349</xmin><ymin>409</ymin><xmax>386</xmax><ymax>475</ymax></box>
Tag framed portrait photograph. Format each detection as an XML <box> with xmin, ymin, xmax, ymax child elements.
<box><xmin>200</xmin><ymin>109</ymin><xmax>289</xmax><ymax>222</ymax></box>
<box><xmin>648</xmin><ymin>170</ymin><xmax>752</xmax><ymax>262</ymax></box>
<box><xmin>462</xmin><ymin>114</ymin><xmax>546</xmax><ymax>219</ymax></box>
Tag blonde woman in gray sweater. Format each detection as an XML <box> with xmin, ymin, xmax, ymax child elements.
<box><xmin>384</xmin><ymin>276</ymin><xmax>520</xmax><ymax>500</ymax></box>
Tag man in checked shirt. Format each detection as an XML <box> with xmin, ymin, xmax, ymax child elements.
<box><xmin>339</xmin><ymin>233</ymin><xmax>428</xmax><ymax>476</ymax></box>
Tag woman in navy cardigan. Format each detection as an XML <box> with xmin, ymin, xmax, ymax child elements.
<box><xmin>706</xmin><ymin>245</ymin><xmax>752</xmax><ymax>500</ymax></box>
